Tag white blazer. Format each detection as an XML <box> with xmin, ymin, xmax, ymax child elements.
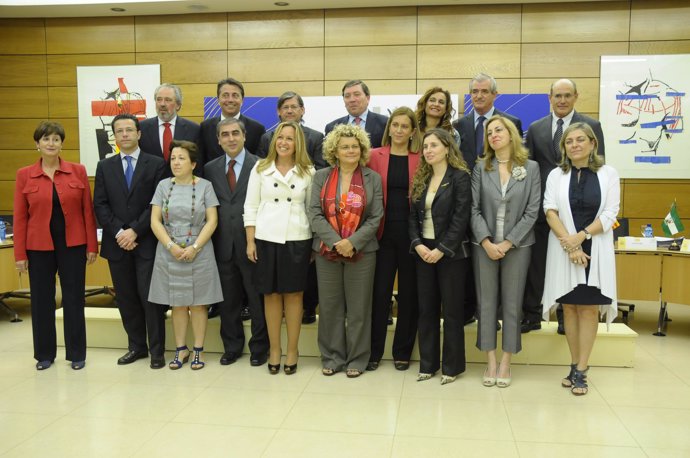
<box><xmin>541</xmin><ymin>164</ymin><xmax>620</xmax><ymax>326</ymax></box>
<box><xmin>244</xmin><ymin>161</ymin><xmax>314</xmax><ymax>244</ymax></box>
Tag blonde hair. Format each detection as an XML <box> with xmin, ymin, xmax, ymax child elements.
<box><xmin>482</xmin><ymin>115</ymin><xmax>528</xmax><ymax>171</ymax></box>
<box><xmin>381</xmin><ymin>106</ymin><xmax>423</xmax><ymax>152</ymax></box>
<box><xmin>411</xmin><ymin>128</ymin><xmax>469</xmax><ymax>202</ymax></box>
<box><xmin>322</xmin><ymin>123</ymin><xmax>371</xmax><ymax>167</ymax></box>
<box><xmin>257</xmin><ymin>121</ymin><xmax>312</xmax><ymax>176</ymax></box>
<box><xmin>558</xmin><ymin>122</ymin><xmax>604</xmax><ymax>173</ymax></box>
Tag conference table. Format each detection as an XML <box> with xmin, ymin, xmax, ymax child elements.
<box><xmin>615</xmin><ymin>247</ymin><xmax>690</xmax><ymax>336</ymax></box>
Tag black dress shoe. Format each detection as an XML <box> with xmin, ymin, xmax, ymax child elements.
<box><xmin>366</xmin><ymin>361</ymin><xmax>379</xmax><ymax>371</ymax></box>
<box><xmin>220</xmin><ymin>352</ymin><xmax>240</xmax><ymax>365</ymax></box>
<box><xmin>118</xmin><ymin>350</ymin><xmax>148</xmax><ymax>365</ymax></box>
<box><xmin>557</xmin><ymin>322</ymin><xmax>565</xmax><ymax>335</ymax></box>
<box><xmin>520</xmin><ymin>320</ymin><xmax>541</xmax><ymax>334</ymax></box>
<box><xmin>250</xmin><ymin>353</ymin><xmax>268</xmax><ymax>366</ymax></box>
<box><xmin>302</xmin><ymin>313</ymin><xmax>316</xmax><ymax>324</ymax></box>
<box><xmin>464</xmin><ymin>317</ymin><xmax>476</xmax><ymax>326</ymax></box>
<box><xmin>207</xmin><ymin>303</ymin><xmax>220</xmax><ymax>319</ymax></box>
<box><xmin>496</xmin><ymin>321</ymin><xmax>502</xmax><ymax>331</ymax></box>
<box><xmin>394</xmin><ymin>361</ymin><xmax>410</xmax><ymax>371</ymax></box>
<box><xmin>240</xmin><ymin>306</ymin><xmax>251</xmax><ymax>321</ymax></box>
<box><xmin>150</xmin><ymin>356</ymin><xmax>166</xmax><ymax>369</ymax></box>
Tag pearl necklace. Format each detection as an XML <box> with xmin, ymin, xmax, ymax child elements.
<box><xmin>497</xmin><ymin>158</ymin><xmax>510</xmax><ymax>164</ymax></box>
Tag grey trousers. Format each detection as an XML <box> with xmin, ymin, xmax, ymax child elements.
<box><xmin>315</xmin><ymin>253</ymin><xmax>376</xmax><ymax>372</ymax></box>
<box><xmin>473</xmin><ymin>244</ymin><xmax>531</xmax><ymax>354</ymax></box>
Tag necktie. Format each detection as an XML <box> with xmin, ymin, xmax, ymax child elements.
<box><xmin>227</xmin><ymin>159</ymin><xmax>236</xmax><ymax>192</ymax></box>
<box><xmin>475</xmin><ymin>115</ymin><xmax>486</xmax><ymax>157</ymax></box>
<box><xmin>124</xmin><ymin>155</ymin><xmax>133</xmax><ymax>189</ymax></box>
<box><xmin>354</xmin><ymin>116</ymin><xmax>362</xmax><ymax>126</ymax></box>
<box><xmin>163</xmin><ymin>122</ymin><xmax>172</xmax><ymax>161</ymax></box>
<box><xmin>553</xmin><ymin>118</ymin><xmax>564</xmax><ymax>161</ymax></box>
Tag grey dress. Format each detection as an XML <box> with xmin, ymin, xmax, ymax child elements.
<box><xmin>148</xmin><ymin>178</ymin><xmax>223</xmax><ymax>306</ymax></box>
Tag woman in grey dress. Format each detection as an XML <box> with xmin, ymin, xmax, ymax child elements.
<box><xmin>150</xmin><ymin>140</ymin><xmax>223</xmax><ymax>370</ymax></box>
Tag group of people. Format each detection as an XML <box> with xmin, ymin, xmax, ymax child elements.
<box><xmin>14</xmin><ymin>74</ymin><xmax>619</xmax><ymax>396</ymax></box>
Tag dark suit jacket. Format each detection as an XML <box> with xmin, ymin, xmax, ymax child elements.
<box><xmin>256</xmin><ymin>124</ymin><xmax>326</xmax><ymax>169</ymax></box>
<box><xmin>93</xmin><ymin>151</ymin><xmax>166</xmax><ymax>261</ymax></box>
<box><xmin>324</xmin><ymin>110</ymin><xmax>389</xmax><ymax>148</ymax></box>
<box><xmin>203</xmin><ymin>150</ymin><xmax>258</xmax><ymax>262</ymax></box>
<box><xmin>139</xmin><ymin>116</ymin><xmax>201</xmax><ymax>176</ymax></box>
<box><xmin>409</xmin><ymin>167</ymin><xmax>472</xmax><ymax>260</ymax></box>
<box><xmin>454</xmin><ymin>109</ymin><xmax>523</xmax><ymax>169</ymax></box>
<box><xmin>199</xmin><ymin>114</ymin><xmax>266</xmax><ymax>165</ymax></box>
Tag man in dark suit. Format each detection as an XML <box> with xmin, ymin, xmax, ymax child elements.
<box><xmin>256</xmin><ymin>91</ymin><xmax>326</xmax><ymax>169</ymax></box>
<box><xmin>454</xmin><ymin>73</ymin><xmax>523</xmax><ymax>168</ymax></box>
<box><xmin>139</xmin><ymin>83</ymin><xmax>201</xmax><ymax>176</ymax></box>
<box><xmin>453</xmin><ymin>73</ymin><xmax>524</xmax><ymax>327</ymax></box>
<box><xmin>324</xmin><ymin>79</ymin><xmax>388</xmax><ymax>148</ymax></box>
<box><xmin>200</xmin><ymin>78</ymin><xmax>266</xmax><ymax>163</ymax></box>
<box><xmin>522</xmin><ymin>78</ymin><xmax>606</xmax><ymax>334</ymax></box>
<box><xmin>93</xmin><ymin>113</ymin><xmax>167</xmax><ymax>369</ymax></box>
<box><xmin>204</xmin><ymin>118</ymin><xmax>269</xmax><ymax>367</ymax></box>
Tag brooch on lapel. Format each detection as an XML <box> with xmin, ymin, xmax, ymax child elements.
<box><xmin>512</xmin><ymin>166</ymin><xmax>527</xmax><ymax>181</ymax></box>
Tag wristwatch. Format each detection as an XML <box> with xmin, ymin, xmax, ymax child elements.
<box><xmin>192</xmin><ymin>243</ymin><xmax>201</xmax><ymax>252</ymax></box>
<box><xmin>582</xmin><ymin>229</ymin><xmax>592</xmax><ymax>240</ymax></box>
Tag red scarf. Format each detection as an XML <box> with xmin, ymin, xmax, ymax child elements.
<box><xmin>319</xmin><ymin>166</ymin><xmax>366</xmax><ymax>262</ymax></box>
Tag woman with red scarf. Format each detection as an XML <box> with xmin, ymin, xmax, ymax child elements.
<box><xmin>309</xmin><ymin>124</ymin><xmax>383</xmax><ymax>378</ymax></box>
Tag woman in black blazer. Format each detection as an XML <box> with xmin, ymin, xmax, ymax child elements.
<box><xmin>409</xmin><ymin>128</ymin><xmax>472</xmax><ymax>385</ymax></box>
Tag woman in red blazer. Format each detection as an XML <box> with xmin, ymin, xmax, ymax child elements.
<box><xmin>14</xmin><ymin>121</ymin><xmax>98</xmax><ymax>371</ymax></box>
<box><xmin>366</xmin><ymin>106</ymin><xmax>422</xmax><ymax>371</ymax></box>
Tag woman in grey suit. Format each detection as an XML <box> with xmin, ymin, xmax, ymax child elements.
<box><xmin>309</xmin><ymin>124</ymin><xmax>383</xmax><ymax>378</ymax></box>
<box><xmin>471</xmin><ymin>115</ymin><xmax>540</xmax><ymax>387</ymax></box>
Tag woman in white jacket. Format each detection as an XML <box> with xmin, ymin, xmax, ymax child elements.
<box><xmin>244</xmin><ymin>121</ymin><xmax>314</xmax><ymax>375</ymax></box>
<box><xmin>542</xmin><ymin>122</ymin><xmax>619</xmax><ymax>396</ymax></box>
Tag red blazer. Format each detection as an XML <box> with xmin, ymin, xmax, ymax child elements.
<box><xmin>14</xmin><ymin>159</ymin><xmax>98</xmax><ymax>261</ymax></box>
<box><xmin>367</xmin><ymin>145</ymin><xmax>421</xmax><ymax>239</ymax></box>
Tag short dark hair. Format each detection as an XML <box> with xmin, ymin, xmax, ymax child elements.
<box><xmin>342</xmin><ymin>80</ymin><xmax>370</xmax><ymax>97</ymax></box>
<box><xmin>112</xmin><ymin>113</ymin><xmax>140</xmax><ymax>131</ymax></box>
<box><xmin>33</xmin><ymin>121</ymin><xmax>65</xmax><ymax>142</ymax></box>
<box><xmin>216</xmin><ymin>117</ymin><xmax>246</xmax><ymax>137</ymax></box>
<box><xmin>216</xmin><ymin>78</ymin><xmax>245</xmax><ymax>98</ymax></box>
<box><xmin>277</xmin><ymin>91</ymin><xmax>304</xmax><ymax>109</ymax></box>
<box><xmin>170</xmin><ymin>139</ymin><xmax>199</xmax><ymax>164</ymax></box>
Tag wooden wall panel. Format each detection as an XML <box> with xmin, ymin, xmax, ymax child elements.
<box><xmin>521</xmin><ymin>42</ymin><xmax>629</xmax><ymax>78</ymax></box>
<box><xmin>629</xmin><ymin>41</ymin><xmax>690</xmax><ymax>55</ymax></box>
<box><xmin>0</xmin><ymin>88</ymin><xmax>49</xmax><ymax>119</ymax></box>
<box><xmin>417</xmin><ymin>79</ymin><xmax>522</xmax><ymax>97</ymax></box>
<box><xmin>228</xmin><ymin>10</ymin><xmax>324</xmax><ymax>49</ymax></box>
<box><xmin>45</xmin><ymin>17</ymin><xmax>135</xmax><ymax>54</ymax></box>
<box><xmin>324</xmin><ymin>80</ymin><xmax>416</xmax><ymax>97</ymax></box>
<box><xmin>0</xmin><ymin>56</ymin><xmax>47</xmax><ymax>87</ymax></box>
<box><xmin>522</xmin><ymin>2</ymin><xmax>629</xmax><ymax>43</ymax></box>
<box><xmin>136</xmin><ymin>51</ymin><xmax>227</xmax><ymax>84</ymax></box>
<box><xmin>0</xmin><ymin>182</ymin><xmax>15</xmax><ymax>212</ymax></box>
<box><xmin>0</xmin><ymin>19</ymin><xmax>46</xmax><ymax>54</ymax></box>
<box><xmin>47</xmin><ymin>54</ymin><xmax>136</xmax><ymax>86</ymax></box>
<box><xmin>623</xmin><ymin>181</ymin><xmax>690</xmax><ymax>218</ymax></box>
<box><xmin>520</xmin><ymin>78</ymin><xmax>601</xmax><ymax>114</ymax></box>
<box><xmin>418</xmin><ymin>44</ymin><xmax>520</xmax><ymax>79</ymax></box>
<box><xmin>418</xmin><ymin>5</ymin><xmax>521</xmax><ymax>45</ymax></box>
<box><xmin>0</xmin><ymin>150</ymin><xmax>81</xmax><ymax>181</ymax></box>
<box><xmin>228</xmin><ymin>48</ymin><xmax>323</xmax><ymax>82</ymax></box>
<box><xmin>243</xmin><ymin>82</ymin><xmax>325</xmax><ymax>97</ymax></box>
<box><xmin>176</xmin><ymin>84</ymin><xmax>218</xmax><ymax>118</ymax></box>
<box><xmin>325</xmin><ymin>46</ymin><xmax>415</xmax><ymax>81</ymax></box>
<box><xmin>325</xmin><ymin>7</ymin><xmax>417</xmax><ymax>46</ymax></box>
<box><xmin>630</xmin><ymin>0</ymin><xmax>690</xmax><ymax>41</ymax></box>
<box><xmin>135</xmin><ymin>14</ymin><xmax>228</xmax><ymax>52</ymax></box>
<box><xmin>48</xmin><ymin>87</ymin><xmax>78</xmax><ymax>118</ymax></box>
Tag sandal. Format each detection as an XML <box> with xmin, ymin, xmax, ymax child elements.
<box><xmin>190</xmin><ymin>346</ymin><xmax>205</xmax><ymax>370</ymax></box>
<box><xmin>169</xmin><ymin>346</ymin><xmax>190</xmax><ymax>370</ymax></box>
<box><xmin>562</xmin><ymin>363</ymin><xmax>577</xmax><ymax>388</ymax></box>
<box><xmin>346</xmin><ymin>368</ymin><xmax>362</xmax><ymax>378</ymax></box>
<box><xmin>322</xmin><ymin>367</ymin><xmax>337</xmax><ymax>376</ymax></box>
<box><xmin>268</xmin><ymin>363</ymin><xmax>280</xmax><ymax>375</ymax></box>
<box><xmin>483</xmin><ymin>367</ymin><xmax>497</xmax><ymax>387</ymax></box>
<box><xmin>571</xmin><ymin>368</ymin><xmax>589</xmax><ymax>396</ymax></box>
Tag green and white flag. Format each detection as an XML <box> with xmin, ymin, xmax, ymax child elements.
<box><xmin>661</xmin><ymin>202</ymin><xmax>685</xmax><ymax>236</ymax></box>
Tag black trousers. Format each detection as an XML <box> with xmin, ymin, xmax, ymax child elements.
<box><xmin>108</xmin><ymin>252</ymin><xmax>165</xmax><ymax>357</ymax></box>
<box><xmin>370</xmin><ymin>222</ymin><xmax>418</xmax><ymax>362</ymax></box>
<box><xmin>522</xmin><ymin>220</ymin><xmax>549</xmax><ymax>323</ymax></box>
<box><xmin>303</xmin><ymin>261</ymin><xmax>319</xmax><ymax>315</ymax></box>
<box><xmin>416</xmin><ymin>245</ymin><xmax>468</xmax><ymax>376</ymax></box>
<box><xmin>27</xmin><ymin>243</ymin><xmax>87</xmax><ymax>363</ymax></box>
<box><xmin>217</xmin><ymin>250</ymin><xmax>268</xmax><ymax>355</ymax></box>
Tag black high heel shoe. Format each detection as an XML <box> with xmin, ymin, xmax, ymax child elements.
<box><xmin>268</xmin><ymin>363</ymin><xmax>280</xmax><ymax>375</ymax></box>
<box><xmin>283</xmin><ymin>363</ymin><xmax>297</xmax><ymax>375</ymax></box>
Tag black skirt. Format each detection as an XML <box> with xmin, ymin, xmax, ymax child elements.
<box><xmin>255</xmin><ymin>239</ymin><xmax>312</xmax><ymax>294</ymax></box>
